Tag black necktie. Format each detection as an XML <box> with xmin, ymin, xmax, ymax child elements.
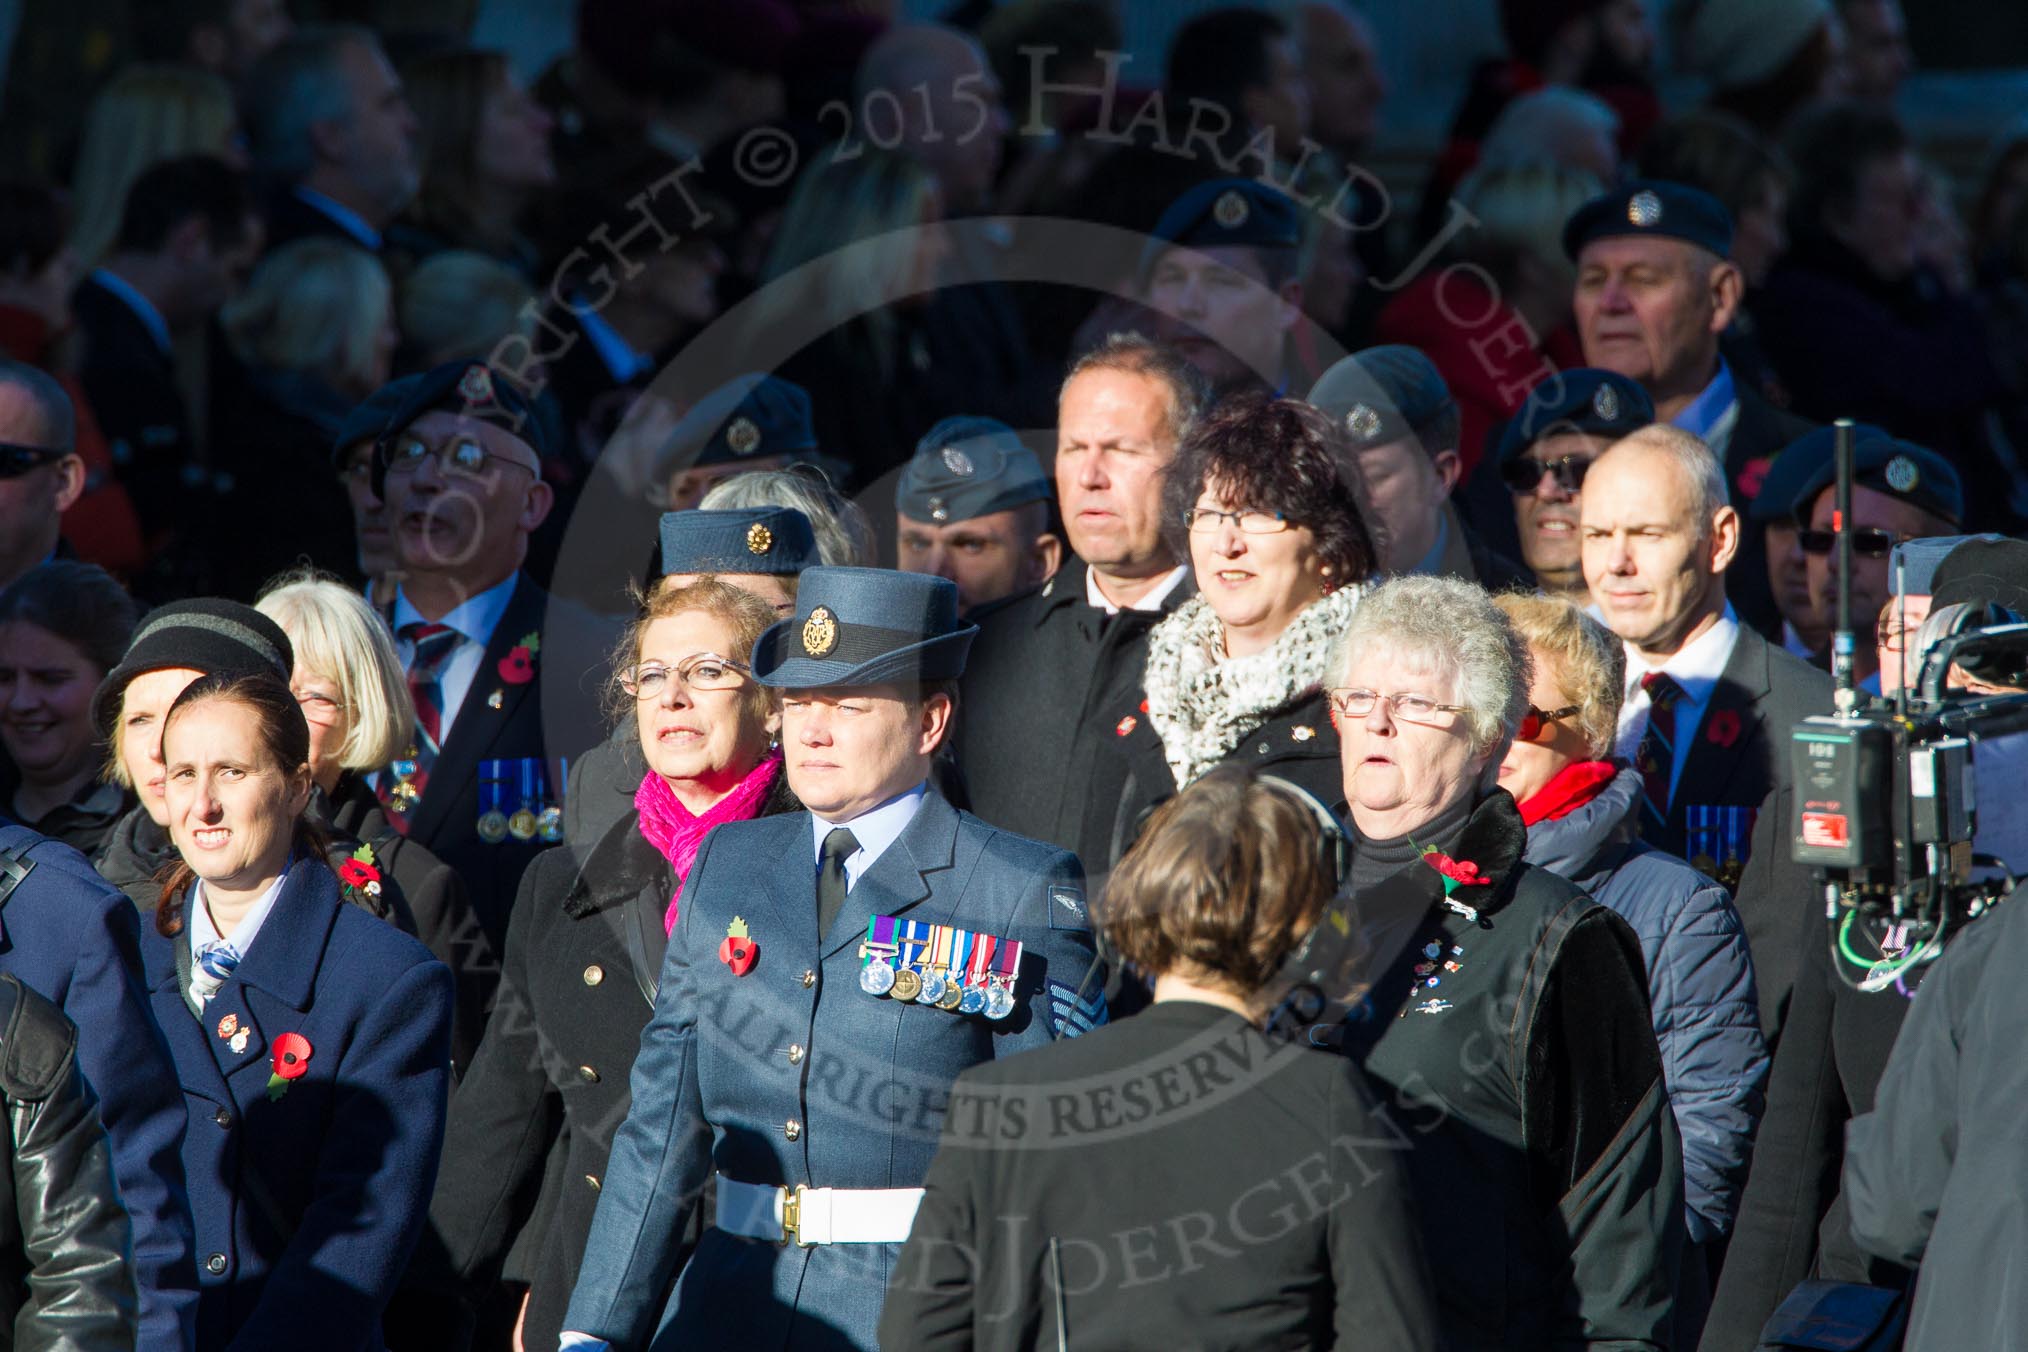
<box><xmin>816</xmin><ymin>828</ymin><xmax>860</xmax><ymax>937</ymax></box>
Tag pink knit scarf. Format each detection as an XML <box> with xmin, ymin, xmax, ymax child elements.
<box><xmin>634</xmin><ymin>750</ymin><xmax>782</xmax><ymax>934</ymax></box>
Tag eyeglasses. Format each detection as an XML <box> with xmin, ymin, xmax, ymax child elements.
<box><xmin>0</xmin><ymin>441</ymin><xmax>71</xmax><ymax>479</ymax></box>
<box><xmin>1516</xmin><ymin>703</ymin><xmax>1581</xmax><ymax>742</ymax></box>
<box><xmin>620</xmin><ymin>652</ymin><xmax>753</xmax><ymax>701</ymax></box>
<box><xmin>1326</xmin><ymin>688</ymin><xmax>1468</xmax><ymax>726</ymax></box>
<box><xmin>1182</xmin><ymin>506</ymin><xmax>1291</xmax><ymax>535</ymax></box>
<box><xmin>293</xmin><ymin>690</ymin><xmax>346</xmax><ymax>725</ymax></box>
<box><xmin>381</xmin><ymin>433</ymin><xmax>537</xmax><ymax>480</ymax></box>
<box><xmin>1797</xmin><ymin>527</ymin><xmax>1907</xmax><ymax>559</ymax></box>
<box><xmin>1499</xmin><ymin>454</ymin><xmax>1592</xmax><ymax>496</ymax></box>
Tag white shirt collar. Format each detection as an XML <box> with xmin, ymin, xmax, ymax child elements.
<box><xmin>189</xmin><ymin>866</ymin><xmax>290</xmax><ymax>958</ymax></box>
<box><xmin>293</xmin><ymin>186</ymin><xmax>383</xmax><ymax>251</ymax></box>
<box><xmin>87</xmin><ymin>267</ymin><xmax>171</xmax><ymax>354</ymax></box>
<box><xmin>1086</xmin><ymin>564</ymin><xmax>1188</xmax><ymax>616</ymax></box>
<box><xmin>1622</xmin><ymin>604</ymin><xmax>1741</xmax><ymax>711</ymax></box>
<box><xmin>810</xmin><ymin>782</ymin><xmax>928</xmax><ymax>887</ymax></box>
<box><xmin>391</xmin><ymin>572</ymin><xmax>519</xmax><ymax>647</ymax></box>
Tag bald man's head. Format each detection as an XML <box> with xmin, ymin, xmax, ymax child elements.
<box><xmin>1580</xmin><ymin>426</ymin><xmax>1740</xmax><ymax>658</ymax></box>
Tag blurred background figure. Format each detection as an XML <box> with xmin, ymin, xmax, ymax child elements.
<box><xmin>395</xmin><ymin>250</ymin><xmax>535</xmax><ymax>372</ymax></box>
<box><xmin>894</xmin><ymin>415</ymin><xmax>1061</xmax><ymax>614</ymax></box>
<box><xmin>1838</xmin><ymin>0</ymin><xmax>1915</xmax><ymax>106</ymax></box>
<box><xmin>395</xmin><ymin>47</ymin><xmax>556</xmax><ymax>276</ymax></box>
<box><xmin>1683</xmin><ymin>0</ymin><xmax>1846</xmax><ymax>140</ymax></box>
<box><xmin>0</xmin><ymin>360</ymin><xmax>87</xmax><ymax>594</ymax></box>
<box><xmin>66</xmin><ymin>64</ymin><xmax>244</xmax><ymax>272</ymax></box>
<box><xmin>1141</xmin><ymin>178</ymin><xmax>1305</xmax><ymax>399</ymax></box>
<box><xmin>133</xmin><ymin>0</ymin><xmax>294</xmax><ymax>83</ymax></box>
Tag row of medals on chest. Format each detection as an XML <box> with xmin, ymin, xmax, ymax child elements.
<box><xmin>384</xmin><ymin>747</ymin><xmax>565</xmax><ymax>843</ymax></box>
<box><xmin>858</xmin><ymin>934</ymin><xmax>1018</xmax><ymax>1020</ymax></box>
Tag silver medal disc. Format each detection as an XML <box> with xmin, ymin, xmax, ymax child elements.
<box><xmin>985</xmin><ymin>983</ymin><xmax>1016</xmax><ymax>1020</ymax></box>
<box><xmin>860</xmin><ymin>957</ymin><xmax>895</xmax><ymax>996</ymax></box>
<box><xmin>918</xmin><ymin>969</ymin><xmax>948</xmax><ymax>1006</ymax></box>
<box><xmin>958</xmin><ymin>984</ymin><xmax>986</xmax><ymax>1016</ymax></box>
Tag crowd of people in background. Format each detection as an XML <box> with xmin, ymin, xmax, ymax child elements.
<box><xmin>0</xmin><ymin>0</ymin><xmax>2024</xmax><ymax>1348</ymax></box>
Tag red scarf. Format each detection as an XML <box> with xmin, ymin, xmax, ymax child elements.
<box><xmin>634</xmin><ymin>751</ymin><xmax>782</xmax><ymax>933</ymax></box>
<box><xmin>1517</xmin><ymin>759</ymin><xmax>1619</xmax><ymax>827</ymax></box>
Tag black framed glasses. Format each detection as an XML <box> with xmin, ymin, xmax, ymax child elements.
<box><xmin>1516</xmin><ymin>703</ymin><xmax>1582</xmax><ymax>741</ymax></box>
<box><xmin>1797</xmin><ymin>527</ymin><xmax>1905</xmax><ymax>559</ymax></box>
<box><xmin>0</xmin><ymin>442</ymin><xmax>71</xmax><ymax>479</ymax></box>
<box><xmin>1499</xmin><ymin>454</ymin><xmax>1592</xmax><ymax>496</ymax></box>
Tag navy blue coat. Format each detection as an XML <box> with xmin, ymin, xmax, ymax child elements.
<box><xmin>1522</xmin><ymin>765</ymin><xmax>1769</xmax><ymax>1244</ymax></box>
<box><xmin>0</xmin><ymin>823</ymin><xmax>197</xmax><ymax>1349</ymax></box>
<box><xmin>563</xmin><ymin>790</ymin><xmax>1104</xmax><ymax>1352</ymax></box>
<box><xmin>140</xmin><ymin>861</ymin><xmax>453</xmax><ymax>1351</ymax></box>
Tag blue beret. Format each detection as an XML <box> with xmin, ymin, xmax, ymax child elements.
<box><xmin>1746</xmin><ymin>423</ymin><xmax>1878</xmax><ymax>523</ymax></box>
<box><xmin>1496</xmin><ymin>369</ymin><xmax>1654</xmax><ymax>463</ymax></box>
<box><xmin>1890</xmin><ymin>534</ymin><xmax>2001</xmax><ymax>598</ymax></box>
<box><xmin>379</xmin><ymin>360</ymin><xmax>551</xmax><ymax>461</ymax></box>
<box><xmin>1308</xmin><ymin>346</ymin><xmax>1457</xmax><ymax>450</ymax></box>
<box><xmin>1562</xmin><ymin>179</ymin><xmax>1735</xmax><ymax>262</ymax></box>
<box><xmin>331</xmin><ymin>374</ymin><xmax>424</xmax><ymax>466</ymax></box>
<box><xmin>1779</xmin><ymin>429</ymin><xmax>1963</xmax><ymax>528</ymax></box>
<box><xmin>687</xmin><ymin>373</ymin><xmax>818</xmax><ymax>468</ymax></box>
<box><xmin>1140</xmin><ymin>178</ymin><xmax>1301</xmax><ymax>286</ymax></box>
<box><xmin>896</xmin><ymin>417</ymin><xmax>1050</xmax><ymax>525</ymax></box>
<box><xmin>658</xmin><ymin>506</ymin><xmax>817</xmax><ymax>578</ymax></box>
<box><xmin>752</xmin><ymin>566</ymin><xmax>977</xmax><ymax>688</ymax></box>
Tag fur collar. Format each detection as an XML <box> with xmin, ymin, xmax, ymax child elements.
<box><xmin>1142</xmin><ymin>583</ymin><xmax>1369</xmax><ymax>787</ymax></box>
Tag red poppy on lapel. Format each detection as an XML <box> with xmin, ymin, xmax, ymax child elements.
<box><xmin>498</xmin><ymin>630</ymin><xmax>541</xmax><ymax>684</ymax></box>
<box><xmin>1707</xmin><ymin>708</ymin><xmax>1743</xmax><ymax>749</ymax></box>
<box><xmin>1736</xmin><ymin>457</ymin><xmax>1772</xmax><ymax>500</ymax></box>
<box><xmin>336</xmin><ymin>858</ymin><xmax>379</xmax><ymax>889</ymax></box>
<box><xmin>266</xmin><ymin>1033</ymin><xmax>313</xmax><ymax>1100</ymax></box>
<box><xmin>1422</xmin><ymin>852</ymin><xmax>1486</xmax><ymax>888</ymax></box>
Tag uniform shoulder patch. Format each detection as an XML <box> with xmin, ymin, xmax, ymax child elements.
<box><xmin>1047</xmin><ymin>884</ymin><xmax>1089</xmax><ymax>932</ymax></box>
<box><xmin>1047</xmin><ymin>979</ymin><xmax>1108</xmax><ymax>1040</ymax></box>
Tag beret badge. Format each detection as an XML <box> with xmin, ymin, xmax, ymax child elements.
<box><xmin>1885</xmin><ymin>454</ymin><xmax>1919</xmax><ymax>493</ymax></box>
<box><xmin>801</xmin><ymin>605</ymin><xmax>839</xmax><ymax>658</ymax></box>
<box><xmin>1627</xmin><ymin>190</ymin><xmax>1664</xmax><ymax>228</ymax></box>
<box><xmin>1592</xmin><ymin>384</ymin><xmax>1620</xmax><ymax>421</ymax></box>
<box><xmin>1213</xmin><ymin>189</ymin><xmax>1249</xmax><ymax>228</ymax></box>
<box><xmin>1346</xmin><ymin>404</ymin><xmax>1383</xmax><ymax>442</ymax></box>
<box><xmin>940</xmin><ymin>446</ymin><xmax>974</xmax><ymax>477</ymax></box>
<box><xmin>929</xmin><ymin>495</ymin><xmax>949</xmax><ymax>523</ymax></box>
<box><xmin>725</xmin><ymin>417</ymin><xmax>762</xmax><ymax>456</ymax></box>
<box><xmin>458</xmin><ymin>365</ymin><xmax>495</xmax><ymax>406</ymax></box>
<box><xmin>746</xmin><ymin>522</ymin><xmax>774</xmax><ymax>555</ymax></box>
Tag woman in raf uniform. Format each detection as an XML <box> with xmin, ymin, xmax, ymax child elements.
<box><xmin>140</xmin><ymin>671</ymin><xmax>451</xmax><ymax>1350</ymax></box>
<box><xmin>882</xmin><ymin>765</ymin><xmax>1440</xmax><ymax>1352</ymax></box>
<box><xmin>422</xmin><ymin>577</ymin><xmax>793</xmax><ymax>1352</ymax></box>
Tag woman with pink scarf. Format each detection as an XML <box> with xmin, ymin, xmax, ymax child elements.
<box><xmin>409</xmin><ymin>577</ymin><xmax>793</xmax><ymax>1352</ymax></box>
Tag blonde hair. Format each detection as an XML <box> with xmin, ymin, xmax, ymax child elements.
<box><xmin>1452</xmin><ymin>160</ymin><xmax>1607</xmax><ymax>290</ymax></box>
<box><xmin>398</xmin><ymin>250</ymin><xmax>534</xmax><ymax>367</ymax></box>
<box><xmin>222</xmin><ymin>239</ymin><xmax>392</xmax><ymax>397</ymax></box>
<box><xmin>607</xmin><ymin>577</ymin><xmax>779</xmax><ymax>731</ymax></box>
<box><xmin>256</xmin><ymin>572</ymin><xmax>414</xmax><ymax>772</ymax></box>
<box><xmin>69</xmin><ymin>64</ymin><xmax>239</xmax><ymax>266</ymax></box>
<box><xmin>1493</xmin><ymin>592</ymin><xmax>1626</xmax><ymax>758</ymax></box>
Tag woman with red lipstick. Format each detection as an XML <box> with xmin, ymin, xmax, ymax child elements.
<box><xmin>1100</xmin><ymin>394</ymin><xmax>1377</xmax><ymax>873</ymax></box>
<box><xmin>415</xmin><ymin>577</ymin><xmax>794</xmax><ymax>1352</ymax></box>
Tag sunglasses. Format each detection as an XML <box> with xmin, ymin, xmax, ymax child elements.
<box><xmin>1797</xmin><ymin>527</ymin><xmax>1906</xmax><ymax>559</ymax></box>
<box><xmin>0</xmin><ymin>441</ymin><xmax>70</xmax><ymax>479</ymax></box>
<box><xmin>1500</xmin><ymin>454</ymin><xmax>1592</xmax><ymax>496</ymax></box>
<box><xmin>1516</xmin><ymin>703</ymin><xmax>1581</xmax><ymax>742</ymax></box>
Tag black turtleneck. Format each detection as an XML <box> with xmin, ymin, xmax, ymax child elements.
<box><xmin>1346</xmin><ymin>790</ymin><xmax>1477</xmax><ymax>898</ymax></box>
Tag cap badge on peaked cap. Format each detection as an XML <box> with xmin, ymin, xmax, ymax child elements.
<box><xmin>941</xmin><ymin>446</ymin><xmax>974</xmax><ymax>476</ymax></box>
<box><xmin>726</xmin><ymin>417</ymin><xmax>762</xmax><ymax>456</ymax></box>
<box><xmin>801</xmin><ymin>605</ymin><xmax>839</xmax><ymax>657</ymax></box>
<box><xmin>746</xmin><ymin>522</ymin><xmax>774</xmax><ymax>555</ymax></box>
<box><xmin>1593</xmin><ymin>384</ymin><xmax>1620</xmax><ymax>421</ymax></box>
<box><xmin>1885</xmin><ymin>455</ymin><xmax>1919</xmax><ymax>492</ymax></box>
<box><xmin>1627</xmin><ymin>190</ymin><xmax>1664</xmax><ymax>228</ymax></box>
<box><xmin>1346</xmin><ymin>404</ymin><xmax>1383</xmax><ymax>441</ymax></box>
<box><xmin>1213</xmin><ymin>190</ymin><xmax>1249</xmax><ymax>228</ymax></box>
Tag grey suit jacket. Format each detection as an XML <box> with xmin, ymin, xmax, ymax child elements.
<box><xmin>562</xmin><ymin>790</ymin><xmax>1102</xmax><ymax>1351</ymax></box>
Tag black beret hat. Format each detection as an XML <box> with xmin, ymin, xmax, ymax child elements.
<box><xmin>331</xmin><ymin>374</ymin><xmax>424</xmax><ymax>467</ymax></box>
<box><xmin>1562</xmin><ymin>178</ymin><xmax>1735</xmax><ymax>262</ymax></box>
<box><xmin>93</xmin><ymin>599</ymin><xmax>294</xmax><ymax>736</ymax></box>
<box><xmin>379</xmin><ymin>359</ymin><xmax>551</xmax><ymax>461</ymax></box>
<box><xmin>895</xmin><ymin>417</ymin><xmax>1050</xmax><ymax>525</ymax></box>
<box><xmin>1140</xmin><ymin>177</ymin><xmax>1302</xmax><ymax>286</ymax></box>
<box><xmin>689</xmin><ymin>373</ymin><xmax>818</xmax><ymax>469</ymax></box>
<box><xmin>1496</xmin><ymin>368</ymin><xmax>1654</xmax><ymax>464</ymax></box>
<box><xmin>658</xmin><ymin>506</ymin><xmax>818</xmax><ymax>578</ymax></box>
<box><xmin>1930</xmin><ymin>537</ymin><xmax>2028</xmax><ymax>616</ymax></box>
<box><xmin>1308</xmin><ymin>346</ymin><xmax>1457</xmax><ymax>451</ymax></box>
<box><xmin>1782</xmin><ymin>431</ymin><xmax>1963</xmax><ymax>529</ymax></box>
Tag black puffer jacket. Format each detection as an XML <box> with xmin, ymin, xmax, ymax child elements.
<box><xmin>0</xmin><ymin>971</ymin><xmax>137</xmax><ymax>1351</ymax></box>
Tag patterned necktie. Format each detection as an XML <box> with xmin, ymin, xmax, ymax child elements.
<box><xmin>379</xmin><ymin>621</ymin><xmax>463</xmax><ymax>826</ymax></box>
<box><xmin>1635</xmin><ymin>671</ymin><xmax>1684</xmax><ymax>825</ymax></box>
<box><xmin>191</xmin><ymin>940</ymin><xmax>240</xmax><ymax>1008</ymax></box>
<box><xmin>816</xmin><ymin>828</ymin><xmax>860</xmax><ymax>937</ymax></box>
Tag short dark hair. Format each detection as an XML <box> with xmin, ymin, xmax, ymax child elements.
<box><xmin>0</xmin><ymin>562</ymin><xmax>138</xmax><ymax>676</ymax></box>
<box><xmin>1103</xmin><ymin>765</ymin><xmax>1338</xmax><ymax>999</ymax></box>
<box><xmin>1640</xmin><ymin>111</ymin><xmax>1792</xmax><ymax>223</ymax></box>
<box><xmin>113</xmin><ymin>153</ymin><xmax>253</xmax><ymax>255</ymax></box>
<box><xmin>1160</xmin><ymin>394</ymin><xmax>1379</xmax><ymax>585</ymax></box>
<box><xmin>1786</xmin><ymin>101</ymin><xmax>1911</xmax><ymax>234</ymax></box>
<box><xmin>1165</xmin><ymin>8</ymin><xmax>1289</xmax><ymax>117</ymax></box>
<box><xmin>0</xmin><ymin>179</ymin><xmax>67</xmax><ymax>277</ymax></box>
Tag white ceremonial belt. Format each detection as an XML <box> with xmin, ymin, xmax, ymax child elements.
<box><xmin>715</xmin><ymin>1175</ymin><xmax>923</xmax><ymax>1247</ymax></box>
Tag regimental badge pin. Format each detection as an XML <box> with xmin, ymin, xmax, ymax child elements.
<box><xmin>1885</xmin><ymin>454</ymin><xmax>1919</xmax><ymax>492</ymax></box>
<box><xmin>941</xmin><ymin>446</ymin><xmax>974</xmax><ymax>476</ymax></box>
<box><xmin>746</xmin><ymin>521</ymin><xmax>773</xmax><ymax>555</ymax></box>
<box><xmin>1413</xmin><ymin>998</ymin><xmax>1454</xmax><ymax>1015</ymax></box>
<box><xmin>1627</xmin><ymin>189</ymin><xmax>1663</xmax><ymax>228</ymax></box>
<box><xmin>1290</xmin><ymin>725</ymin><xmax>1315</xmax><ymax>741</ymax></box>
<box><xmin>487</xmin><ymin>688</ymin><xmax>504</xmax><ymax>709</ymax></box>
<box><xmin>801</xmin><ymin>606</ymin><xmax>838</xmax><ymax>658</ymax></box>
<box><xmin>1593</xmin><ymin>383</ymin><xmax>1620</xmax><ymax>421</ymax></box>
<box><xmin>1213</xmin><ymin>189</ymin><xmax>1249</xmax><ymax>228</ymax></box>
<box><xmin>230</xmin><ymin>1029</ymin><xmax>250</xmax><ymax>1055</ymax></box>
<box><xmin>720</xmin><ymin>916</ymin><xmax>758</xmax><ymax>976</ymax></box>
<box><xmin>458</xmin><ymin>364</ymin><xmax>495</xmax><ymax>406</ymax></box>
<box><xmin>1115</xmin><ymin>715</ymin><xmax>1137</xmax><ymax>737</ymax></box>
<box><xmin>1346</xmin><ymin>404</ymin><xmax>1382</xmax><ymax>442</ymax></box>
<box><xmin>216</xmin><ymin>1013</ymin><xmax>239</xmax><ymax>1040</ymax></box>
<box><xmin>725</xmin><ymin>417</ymin><xmax>762</xmax><ymax>456</ymax></box>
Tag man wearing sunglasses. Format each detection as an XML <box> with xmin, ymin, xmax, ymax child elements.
<box><xmin>0</xmin><ymin>361</ymin><xmax>85</xmax><ymax>594</ymax></box>
<box><xmin>1493</xmin><ymin>368</ymin><xmax>1654</xmax><ymax>602</ymax></box>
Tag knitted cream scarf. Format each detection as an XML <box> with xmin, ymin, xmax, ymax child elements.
<box><xmin>1141</xmin><ymin>583</ymin><xmax>1369</xmax><ymax>788</ymax></box>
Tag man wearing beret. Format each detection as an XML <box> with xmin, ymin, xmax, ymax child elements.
<box><xmin>659</xmin><ymin>373</ymin><xmax>823</xmax><ymax>512</ymax></box>
<box><xmin>331</xmin><ymin>374</ymin><xmax>422</xmax><ymax>604</ymax></box>
<box><xmin>1142</xmin><ymin>177</ymin><xmax>1305</xmax><ymax>398</ymax></box>
<box><xmin>1744</xmin><ymin>424</ymin><xmax>1846</xmax><ymax>666</ymax></box>
<box><xmin>1491</xmin><ymin>368</ymin><xmax>1654</xmax><ymax>601</ymax></box>
<box><xmin>562</xmin><ymin>567</ymin><xmax>1103</xmax><ymax>1352</ymax></box>
<box><xmin>1309</xmin><ymin>346</ymin><xmax>1530</xmax><ymax>589</ymax></box>
<box><xmin>895</xmin><ymin>415</ymin><xmax>1062</xmax><ymax>615</ymax></box>
<box><xmin>1567</xmin><ymin>178</ymin><xmax>1815</xmax><ymax>640</ymax></box>
<box><xmin>368</xmin><ymin>359</ymin><xmax>606</xmax><ymax>948</ymax></box>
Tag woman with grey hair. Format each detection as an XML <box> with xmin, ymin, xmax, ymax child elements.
<box><xmin>1326</xmin><ymin>574</ymin><xmax>1684</xmax><ymax>1352</ymax></box>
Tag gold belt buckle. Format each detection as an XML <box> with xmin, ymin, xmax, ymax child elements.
<box><xmin>780</xmin><ymin>1184</ymin><xmax>809</xmax><ymax>1247</ymax></box>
